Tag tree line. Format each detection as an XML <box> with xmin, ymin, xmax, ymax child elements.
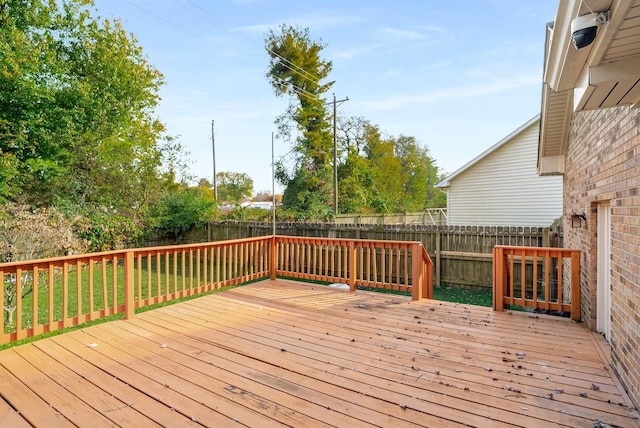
<box><xmin>1</xmin><ymin>2</ymin><xmax>446</xmax><ymax>264</ymax></box>
<box><xmin>265</xmin><ymin>25</ymin><xmax>446</xmax><ymax>220</ymax></box>
<box><xmin>0</xmin><ymin>0</ymin><xmax>258</xmax><ymax>260</ymax></box>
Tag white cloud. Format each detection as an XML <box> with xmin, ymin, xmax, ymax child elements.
<box><xmin>241</xmin><ymin>13</ymin><xmax>362</xmax><ymax>34</ymax></box>
<box><xmin>332</xmin><ymin>42</ymin><xmax>385</xmax><ymax>60</ymax></box>
<box><xmin>375</xmin><ymin>27</ymin><xmax>429</xmax><ymax>41</ymax></box>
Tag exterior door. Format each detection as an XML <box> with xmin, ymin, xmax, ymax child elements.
<box><xmin>597</xmin><ymin>203</ymin><xmax>611</xmax><ymax>341</ymax></box>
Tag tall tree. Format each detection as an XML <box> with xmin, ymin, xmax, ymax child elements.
<box><xmin>336</xmin><ymin>117</ymin><xmax>376</xmax><ymax>213</ymax></box>
<box><xmin>265</xmin><ymin>25</ymin><xmax>334</xmax><ymax>218</ymax></box>
<box><xmin>0</xmin><ymin>0</ymin><xmax>168</xmax><ymax>215</ymax></box>
<box><xmin>336</xmin><ymin>116</ymin><xmax>446</xmax><ymax>213</ymax></box>
<box><xmin>216</xmin><ymin>172</ymin><xmax>254</xmax><ymax>204</ymax></box>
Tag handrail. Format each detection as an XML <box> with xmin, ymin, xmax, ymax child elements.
<box><xmin>1</xmin><ymin>236</ymin><xmax>434</xmax><ymax>345</ymax></box>
<box><xmin>492</xmin><ymin>245</ymin><xmax>581</xmax><ymax>321</ymax></box>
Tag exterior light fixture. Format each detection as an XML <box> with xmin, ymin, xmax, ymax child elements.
<box><xmin>570</xmin><ymin>210</ymin><xmax>587</xmax><ymax>228</ymax></box>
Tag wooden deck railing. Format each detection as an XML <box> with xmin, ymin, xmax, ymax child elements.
<box><xmin>492</xmin><ymin>245</ymin><xmax>581</xmax><ymax>321</ymax></box>
<box><xmin>0</xmin><ymin>236</ymin><xmax>432</xmax><ymax>345</ymax></box>
<box><xmin>273</xmin><ymin>236</ymin><xmax>433</xmax><ymax>300</ymax></box>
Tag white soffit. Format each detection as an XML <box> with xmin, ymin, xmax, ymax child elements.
<box><xmin>574</xmin><ymin>0</ymin><xmax>638</xmax><ymax>110</ymax></box>
<box><xmin>539</xmin><ymin>0</ymin><xmax>640</xmax><ymax>175</ymax></box>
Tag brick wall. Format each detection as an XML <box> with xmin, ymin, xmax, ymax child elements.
<box><xmin>564</xmin><ymin>105</ymin><xmax>640</xmax><ymax>408</ymax></box>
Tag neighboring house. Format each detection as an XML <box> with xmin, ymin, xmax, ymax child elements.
<box><xmin>240</xmin><ymin>201</ymin><xmax>273</xmax><ymax>210</ymax></box>
<box><xmin>539</xmin><ymin>0</ymin><xmax>640</xmax><ymax>408</ymax></box>
<box><xmin>436</xmin><ymin>115</ymin><xmax>563</xmax><ymax>226</ymax></box>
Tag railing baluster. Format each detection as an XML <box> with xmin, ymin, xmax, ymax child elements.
<box><xmin>48</xmin><ymin>265</ymin><xmax>55</xmax><ymax>329</ymax></box>
<box><xmin>76</xmin><ymin>260</ymin><xmax>82</xmax><ymax>323</ymax></box>
<box><xmin>544</xmin><ymin>250</ymin><xmax>550</xmax><ymax>311</ymax></box>
<box><xmin>0</xmin><ymin>268</ymin><xmax>4</xmax><ymax>341</ymax></box>
<box><xmin>16</xmin><ymin>268</ymin><xmax>23</xmax><ymax>339</ymax></box>
<box><xmin>174</xmin><ymin>250</ymin><xmax>179</xmax><ymax>295</ymax></box>
<box><xmin>32</xmin><ymin>266</ymin><xmax>39</xmax><ymax>336</ymax></box>
<box><xmin>62</xmin><ymin>262</ymin><xmax>69</xmax><ymax>326</ymax></box>
<box><xmin>166</xmin><ymin>251</ymin><xmax>171</xmax><ymax>297</ymax></box>
<box><xmin>520</xmin><ymin>248</ymin><xmax>527</xmax><ymax>307</ymax></box>
<box><xmin>557</xmin><ymin>251</ymin><xmax>564</xmax><ymax>312</ymax></box>
<box><xmin>112</xmin><ymin>255</ymin><xmax>118</xmax><ymax>312</ymax></box>
<box><xmin>532</xmin><ymin>251</ymin><xmax>538</xmax><ymax>305</ymax></box>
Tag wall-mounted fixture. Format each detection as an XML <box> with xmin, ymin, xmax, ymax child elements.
<box><xmin>570</xmin><ymin>210</ymin><xmax>587</xmax><ymax>228</ymax></box>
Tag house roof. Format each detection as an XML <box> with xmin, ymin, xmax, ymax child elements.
<box><xmin>436</xmin><ymin>115</ymin><xmax>540</xmax><ymax>188</ymax></box>
<box><xmin>539</xmin><ymin>0</ymin><xmax>640</xmax><ymax>175</ymax></box>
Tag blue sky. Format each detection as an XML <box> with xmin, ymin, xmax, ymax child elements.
<box><xmin>92</xmin><ymin>0</ymin><xmax>559</xmax><ymax>194</ymax></box>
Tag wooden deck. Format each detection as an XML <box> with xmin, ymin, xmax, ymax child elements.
<box><xmin>0</xmin><ymin>279</ymin><xmax>638</xmax><ymax>427</ymax></box>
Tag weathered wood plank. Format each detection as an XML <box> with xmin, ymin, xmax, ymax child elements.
<box><xmin>98</xmin><ymin>320</ymin><xmax>431</xmax><ymax>428</ymax></box>
<box><xmin>0</xmin><ymin>279</ymin><xmax>637</xmax><ymax>428</ymax></box>
<box><xmin>0</xmin><ymin>350</ymin><xmax>118</xmax><ymax>427</ymax></box>
<box><xmin>11</xmin><ymin>344</ymin><xmax>160</xmax><ymax>427</ymax></box>
<box><xmin>181</xmin><ymin>294</ymin><xmax>629</xmax><ymax>426</ymax></box>
<box><xmin>0</xmin><ymin>401</ymin><xmax>31</xmax><ymax>428</ymax></box>
<box><xmin>30</xmin><ymin>339</ymin><xmax>193</xmax><ymax>427</ymax></box>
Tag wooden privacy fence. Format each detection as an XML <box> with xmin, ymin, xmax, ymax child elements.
<box><xmin>334</xmin><ymin>209</ymin><xmax>447</xmax><ymax>226</ymax></box>
<box><xmin>0</xmin><ymin>236</ymin><xmax>432</xmax><ymax>345</ymax></box>
<box><xmin>492</xmin><ymin>245</ymin><xmax>581</xmax><ymax>321</ymax></box>
<box><xmin>193</xmin><ymin>222</ymin><xmax>549</xmax><ymax>290</ymax></box>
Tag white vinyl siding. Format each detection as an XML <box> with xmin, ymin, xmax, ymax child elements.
<box><xmin>445</xmin><ymin>121</ymin><xmax>562</xmax><ymax>226</ymax></box>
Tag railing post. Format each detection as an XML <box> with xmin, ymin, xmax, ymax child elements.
<box><xmin>435</xmin><ymin>227</ymin><xmax>441</xmax><ymax>288</ymax></box>
<box><xmin>493</xmin><ymin>246</ymin><xmax>504</xmax><ymax>312</ymax></box>
<box><xmin>124</xmin><ymin>251</ymin><xmax>135</xmax><ymax>320</ymax></box>
<box><xmin>411</xmin><ymin>243</ymin><xmax>423</xmax><ymax>301</ymax></box>
<box><xmin>425</xmin><ymin>251</ymin><xmax>433</xmax><ymax>300</ymax></box>
<box><xmin>571</xmin><ymin>250</ymin><xmax>581</xmax><ymax>321</ymax></box>
<box><xmin>270</xmin><ymin>235</ymin><xmax>277</xmax><ymax>280</ymax></box>
<box><xmin>348</xmin><ymin>241</ymin><xmax>356</xmax><ymax>292</ymax></box>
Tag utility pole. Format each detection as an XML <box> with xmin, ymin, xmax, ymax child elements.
<box><xmin>211</xmin><ymin>120</ymin><xmax>218</xmax><ymax>201</ymax></box>
<box><xmin>328</xmin><ymin>94</ymin><xmax>349</xmax><ymax>215</ymax></box>
<box><xmin>271</xmin><ymin>132</ymin><xmax>276</xmax><ymax>236</ymax></box>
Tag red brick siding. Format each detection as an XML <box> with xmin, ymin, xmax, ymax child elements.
<box><xmin>563</xmin><ymin>105</ymin><xmax>640</xmax><ymax>408</ymax></box>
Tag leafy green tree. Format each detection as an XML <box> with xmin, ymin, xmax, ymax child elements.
<box><xmin>265</xmin><ymin>25</ymin><xmax>334</xmax><ymax>217</ymax></box>
<box><xmin>336</xmin><ymin>117</ymin><xmax>376</xmax><ymax>213</ymax></box>
<box><xmin>366</xmin><ymin>135</ymin><xmax>404</xmax><ymax>213</ymax></box>
<box><xmin>336</xmin><ymin>116</ymin><xmax>446</xmax><ymax>213</ymax></box>
<box><xmin>0</xmin><ymin>0</ymin><xmax>168</xmax><ymax>216</ymax></box>
<box><xmin>148</xmin><ymin>187</ymin><xmax>217</xmax><ymax>238</ymax></box>
<box><xmin>216</xmin><ymin>172</ymin><xmax>254</xmax><ymax>204</ymax></box>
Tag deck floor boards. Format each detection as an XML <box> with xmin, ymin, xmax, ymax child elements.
<box><xmin>0</xmin><ymin>278</ymin><xmax>638</xmax><ymax>427</ymax></box>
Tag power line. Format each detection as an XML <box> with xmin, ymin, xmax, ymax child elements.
<box><xmin>181</xmin><ymin>0</ymin><xmax>321</xmax><ymax>84</ymax></box>
<box><xmin>269</xmin><ymin>74</ymin><xmax>323</xmax><ymax>103</ymax></box>
<box><xmin>176</xmin><ymin>0</ymin><xmax>322</xmax><ymax>85</ymax></box>
<box><xmin>125</xmin><ymin>0</ymin><xmax>326</xmax><ymax>102</ymax></box>
<box><xmin>123</xmin><ymin>0</ymin><xmax>203</xmax><ymax>40</ymax></box>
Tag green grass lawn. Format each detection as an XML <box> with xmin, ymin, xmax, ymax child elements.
<box><xmin>433</xmin><ymin>286</ymin><xmax>493</xmax><ymax>307</ymax></box>
<box><xmin>353</xmin><ymin>283</ymin><xmax>493</xmax><ymax>307</ymax></box>
<box><xmin>4</xmin><ymin>254</ymin><xmax>251</xmax><ymax>336</ymax></box>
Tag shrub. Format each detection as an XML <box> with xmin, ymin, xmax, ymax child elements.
<box><xmin>76</xmin><ymin>215</ymin><xmax>144</xmax><ymax>252</ymax></box>
<box><xmin>148</xmin><ymin>188</ymin><xmax>217</xmax><ymax>238</ymax></box>
<box><xmin>0</xmin><ymin>203</ymin><xmax>88</xmax><ymax>324</ymax></box>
